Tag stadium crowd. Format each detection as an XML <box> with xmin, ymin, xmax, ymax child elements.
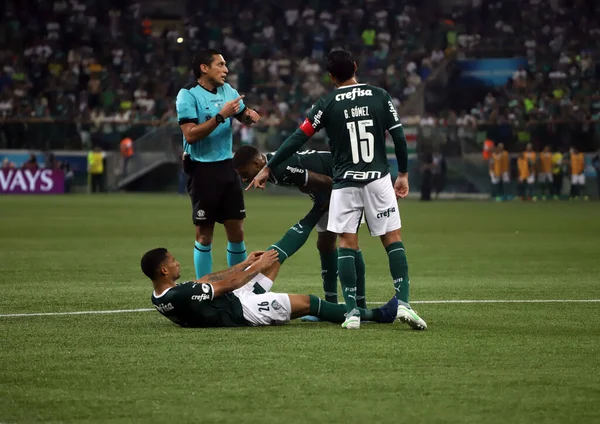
<box><xmin>0</xmin><ymin>0</ymin><xmax>599</xmax><ymax>189</ymax></box>
<box><xmin>449</xmin><ymin>0</ymin><xmax>600</xmax><ymax>127</ymax></box>
<box><xmin>0</xmin><ymin>0</ymin><xmax>451</xmax><ymax>150</ymax></box>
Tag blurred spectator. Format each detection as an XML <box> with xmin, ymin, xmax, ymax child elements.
<box><xmin>1</xmin><ymin>158</ymin><xmax>16</xmax><ymax>170</ymax></box>
<box><xmin>60</xmin><ymin>162</ymin><xmax>74</xmax><ymax>193</ymax></box>
<box><xmin>119</xmin><ymin>136</ymin><xmax>134</xmax><ymax>177</ymax></box>
<box><xmin>592</xmin><ymin>149</ymin><xmax>600</xmax><ymax>198</ymax></box>
<box><xmin>22</xmin><ymin>154</ymin><xmax>39</xmax><ymax>171</ymax></box>
<box><xmin>431</xmin><ymin>148</ymin><xmax>447</xmax><ymax>198</ymax></box>
<box><xmin>45</xmin><ymin>152</ymin><xmax>61</xmax><ymax>169</ymax></box>
<box><xmin>87</xmin><ymin>145</ymin><xmax>105</xmax><ymax>193</ymax></box>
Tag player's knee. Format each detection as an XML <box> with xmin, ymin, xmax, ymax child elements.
<box><xmin>381</xmin><ymin>229</ymin><xmax>402</xmax><ymax>247</ymax></box>
<box><xmin>317</xmin><ymin>232</ymin><xmax>337</xmax><ymax>253</ymax></box>
<box><xmin>223</xmin><ymin>219</ymin><xmax>244</xmax><ymax>242</ymax></box>
<box><xmin>195</xmin><ymin>225</ymin><xmax>214</xmax><ymax>245</ymax></box>
<box><xmin>338</xmin><ymin>233</ymin><xmax>359</xmax><ymax>250</ymax></box>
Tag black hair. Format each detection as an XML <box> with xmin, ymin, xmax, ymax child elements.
<box><xmin>326</xmin><ymin>50</ymin><xmax>355</xmax><ymax>82</ymax></box>
<box><xmin>141</xmin><ymin>248</ymin><xmax>168</xmax><ymax>280</ymax></box>
<box><xmin>192</xmin><ymin>49</ymin><xmax>222</xmax><ymax>79</ymax></box>
<box><xmin>232</xmin><ymin>145</ymin><xmax>261</xmax><ymax>169</ymax></box>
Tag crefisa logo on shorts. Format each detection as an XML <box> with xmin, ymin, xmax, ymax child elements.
<box><xmin>376</xmin><ymin>207</ymin><xmax>396</xmax><ymax>219</ymax></box>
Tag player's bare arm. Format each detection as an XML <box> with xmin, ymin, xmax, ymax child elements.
<box><xmin>196</xmin><ymin>251</ymin><xmax>266</xmax><ymax>283</ymax></box>
<box><xmin>179</xmin><ymin>95</ymin><xmax>245</xmax><ymax>143</ymax></box>
<box><xmin>209</xmin><ymin>250</ymin><xmax>279</xmax><ymax>297</ymax></box>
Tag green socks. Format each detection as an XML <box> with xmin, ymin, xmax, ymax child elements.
<box><xmin>319</xmin><ymin>248</ymin><xmax>364</xmax><ymax>306</ymax></box>
<box><xmin>268</xmin><ymin>205</ymin><xmax>324</xmax><ymax>264</ymax></box>
<box><xmin>355</xmin><ymin>250</ymin><xmax>366</xmax><ymax>308</ymax></box>
<box><xmin>319</xmin><ymin>250</ymin><xmax>338</xmax><ymax>303</ymax></box>
<box><xmin>338</xmin><ymin>247</ymin><xmax>358</xmax><ymax>315</ymax></box>
<box><xmin>386</xmin><ymin>241</ymin><xmax>410</xmax><ymax>305</ymax></box>
<box><xmin>309</xmin><ymin>295</ymin><xmax>382</xmax><ymax>323</ymax></box>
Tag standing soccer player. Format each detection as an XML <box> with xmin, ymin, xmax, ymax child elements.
<box><xmin>538</xmin><ymin>146</ymin><xmax>553</xmax><ymax>199</ymax></box>
<box><xmin>177</xmin><ymin>49</ymin><xmax>261</xmax><ymax>279</ymax></box>
<box><xmin>569</xmin><ymin>147</ymin><xmax>587</xmax><ymax>199</ymax></box>
<box><xmin>524</xmin><ymin>143</ymin><xmax>537</xmax><ymax>199</ymax></box>
<box><xmin>248</xmin><ymin>50</ymin><xmax>427</xmax><ymax>330</ymax></box>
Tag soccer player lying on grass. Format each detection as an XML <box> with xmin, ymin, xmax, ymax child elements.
<box><xmin>233</xmin><ymin>145</ymin><xmax>368</xmax><ymax>321</ymax></box>
<box><xmin>141</xmin><ymin>248</ymin><xmax>399</xmax><ymax>328</ymax></box>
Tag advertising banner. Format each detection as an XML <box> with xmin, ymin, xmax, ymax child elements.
<box><xmin>456</xmin><ymin>58</ymin><xmax>528</xmax><ymax>86</ymax></box>
<box><xmin>0</xmin><ymin>169</ymin><xmax>65</xmax><ymax>194</ymax></box>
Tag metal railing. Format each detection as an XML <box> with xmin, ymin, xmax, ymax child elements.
<box><xmin>110</xmin><ymin>124</ymin><xmax>181</xmax><ymax>190</ymax></box>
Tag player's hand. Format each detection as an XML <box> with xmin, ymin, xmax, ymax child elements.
<box><xmin>394</xmin><ymin>173</ymin><xmax>409</xmax><ymax>199</ymax></box>
<box><xmin>219</xmin><ymin>95</ymin><xmax>245</xmax><ymax>118</ymax></box>
<box><xmin>255</xmin><ymin>249</ymin><xmax>279</xmax><ymax>270</ymax></box>
<box><xmin>246</xmin><ymin>166</ymin><xmax>271</xmax><ymax>191</ymax></box>
<box><xmin>244</xmin><ymin>109</ymin><xmax>260</xmax><ymax>124</ymax></box>
<box><xmin>243</xmin><ymin>251</ymin><xmax>265</xmax><ymax>267</ymax></box>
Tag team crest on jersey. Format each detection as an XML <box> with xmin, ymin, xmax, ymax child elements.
<box><xmin>271</xmin><ymin>300</ymin><xmax>282</xmax><ymax>310</ymax></box>
<box><xmin>205</xmin><ymin>114</ymin><xmax>211</xmax><ymax>121</ymax></box>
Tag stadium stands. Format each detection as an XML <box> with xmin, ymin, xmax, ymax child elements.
<box><xmin>0</xmin><ymin>0</ymin><xmax>451</xmax><ymax>150</ymax></box>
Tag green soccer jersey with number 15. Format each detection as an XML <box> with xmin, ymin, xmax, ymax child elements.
<box><xmin>299</xmin><ymin>83</ymin><xmax>402</xmax><ymax>189</ymax></box>
<box><xmin>151</xmin><ymin>282</ymin><xmax>248</xmax><ymax>327</ymax></box>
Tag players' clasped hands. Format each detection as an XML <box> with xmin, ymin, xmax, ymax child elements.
<box><xmin>243</xmin><ymin>250</ymin><xmax>279</xmax><ymax>271</ymax></box>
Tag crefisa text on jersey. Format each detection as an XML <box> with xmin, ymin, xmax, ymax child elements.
<box><xmin>191</xmin><ymin>294</ymin><xmax>210</xmax><ymax>301</ymax></box>
<box><xmin>335</xmin><ymin>87</ymin><xmax>373</xmax><ymax>101</ymax></box>
<box><xmin>344</xmin><ymin>106</ymin><xmax>369</xmax><ymax>119</ymax></box>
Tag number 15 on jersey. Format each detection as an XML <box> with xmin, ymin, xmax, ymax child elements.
<box><xmin>346</xmin><ymin>119</ymin><xmax>374</xmax><ymax>164</ymax></box>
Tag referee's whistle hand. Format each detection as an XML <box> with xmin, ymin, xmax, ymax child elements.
<box><xmin>219</xmin><ymin>95</ymin><xmax>245</xmax><ymax>118</ymax></box>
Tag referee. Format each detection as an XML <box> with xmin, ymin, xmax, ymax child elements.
<box><xmin>176</xmin><ymin>49</ymin><xmax>260</xmax><ymax>279</ymax></box>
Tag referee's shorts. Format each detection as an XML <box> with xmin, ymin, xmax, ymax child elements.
<box><xmin>185</xmin><ymin>158</ymin><xmax>246</xmax><ymax>225</ymax></box>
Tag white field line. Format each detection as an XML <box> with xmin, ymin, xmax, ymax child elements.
<box><xmin>1</xmin><ymin>299</ymin><xmax>600</xmax><ymax>318</ymax></box>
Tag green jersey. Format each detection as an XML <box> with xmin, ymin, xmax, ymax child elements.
<box><xmin>266</xmin><ymin>150</ymin><xmax>332</xmax><ymax>206</ymax></box>
<box><xmin>151</xmin><ymin>282</ymin><xmax>248</xmax><ymax>328</ymax></box>
<box><xmin>299</xmin><ymin>84</ymin><xmax>402</xmax><ymax>188</ymax></box>
<box><xmin>266</xmin><ymin>150</ymin><xmax>332</xmax><ymax>187</ymax></box>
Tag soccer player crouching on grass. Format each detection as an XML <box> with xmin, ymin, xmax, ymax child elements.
<box><xmin>142</xmin><ymin>248</ymin><xmax>399</xmax><ymax>328</ymax></box>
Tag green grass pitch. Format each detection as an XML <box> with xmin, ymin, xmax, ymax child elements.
<box><xmin>1</xmin><ymin>193</ymin><xmax>599</xmax><ymax>423</ymax></box>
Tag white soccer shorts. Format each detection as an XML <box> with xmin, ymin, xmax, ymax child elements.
<box><xmin>527</xmin><ymin>174</ymin><xmax>535</xmax><ymax>184</ymax></box>
<box><xmin>316</xmin><ymin>210</ymin><xmax>364</xmax><ymax>233</ymax></box>
<box><xmin>235</xmin><ymin>272</ymin><xmax>274</xmax><ymax>294</ymax></box>
<box><xmin>327</xmin><ymin>175</ymin><xmax>401</xmax><ymax>237</ymax></box>
<box><xmin>502</xmin><ymin>172</ymin><xmax>510</xmax><ymax>183</ymax></box>
<box><xmin>316</xmin><ymin>210</ymin><xmax>329</xmax><ymax>233</ymax></box>
<box><xmin>538</xmin><ymin>172</ymin><xmax>552</xmax><ymax>183</ymax></box>
<box><xmin>571</xmin><ymin>174</ymin><xmax>585</xmax><ymax>185</ymax></box>
<box><xmin>490</xmin><ymin>173</ymin><xmax>500</xmax><ymax>184</ymax></box>
<box><xmin>236</xmin><ymin>291</ymin><xmax>292</xmax><ymax>326</ymax></box>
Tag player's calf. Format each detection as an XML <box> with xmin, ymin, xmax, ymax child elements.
<box><xmin>317</xmin><ymin>231</ymin><xmax>338</xmax><ymax>303</ymax></box>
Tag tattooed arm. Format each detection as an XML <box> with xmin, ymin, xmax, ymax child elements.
<box><xmin>196</xmin><ymin>251</ymin><xmax>279</xmax><ymax>297</ymax></box>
